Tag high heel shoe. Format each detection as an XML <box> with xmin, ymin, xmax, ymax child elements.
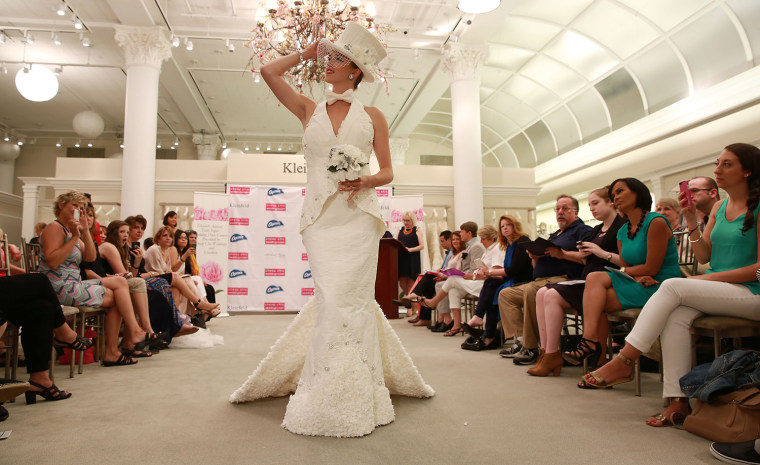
<box><xmin>53</xmin><ymin>335</ymin><xmax>93</xmax><ymax>352</ymax></box>
<box><xmin>24</xmin><ymin>381</ymin><xmax>71</xmax><ymax>404</ymax></box>
<box><xmin>461</xmin><ymin>323</ymin><xmax>484</xmax><ymax>339</ymax></box>
<box><xmin>527</xmin><ymin>351</ymin><xmax>563</xmax><ymax>377</ymax></box>
<box><xmin>562</xmin><ymin>337</ymin><xmax>602</xmax><ymax>366</ymax></box>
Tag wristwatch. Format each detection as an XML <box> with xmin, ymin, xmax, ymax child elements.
<box><xmin>606</xmin><ymin>253</ymin><xmax>612</xmax><ymax>262</ymax></box>
<box><xmin>620</xmin><ymin>267</ymin><xmax>626</xmax><ymax>274</ymax></box>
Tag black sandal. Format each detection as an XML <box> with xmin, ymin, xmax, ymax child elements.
<box><xmin>562</xmin><ymin>337</ymin><xmax>601</xmax><ymax>365</ymax></box>
<box><xmin>53</xmin><ymin>335</ymin><xmax>93</xmax><ymax>352</ymax></box>
<box><xmin>24</xmin><ymin>381</ymin><xmax>71</xmax><ymax>404</ymax></box>
<box><xmin>102</xmin><ymin>354</ymin><xmax>138</xmax><ymax>367</ymax></box>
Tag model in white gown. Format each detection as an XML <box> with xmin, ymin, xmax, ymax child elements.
<box><xmin>229</xmin><ymin>69</ymin><xmax>434</xmax><ymax>436</ymax></box>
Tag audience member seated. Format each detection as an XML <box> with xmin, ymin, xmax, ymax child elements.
<box><xmin>579</xmin><ymin>143</ymin><xmax>760</xmax><ymax>429</ymax></box>
<box><xmin>460</xmin><ymin>215</ymin><xmax>533</xmax><ymax>351</ymax></box>
<box><xmin>180</xmin><ymin>229</ymin><xmax>216</xmax><ymax>304</ymax></box>
<box><xmin>0</xmin><ymin>229</ymin><xmax>24</xmax><ymax>275</ymax></box>
<box><xmin>564</xmin><ymin>178</ymin><xmax>681</xmax><ymax>370</ymax></box>
<box><xmin>416</xmin><ymin>231</ymin><xmax>465</xmax><ymax>332</ymax></box>
<box><xmin>419</xmin><ymin>221</ymin><xmax>485</xmax><ymax>336</ymax></box>
<box><xmin>529</xmin><ymin>187</ymin><xmax>625</xmax><ymax>376</ymax></box>
<box><xmin>163</xmin><ymin>210</ymin><xmax>178</xmax><ymax>235</ymax></box>
<box><xmin>144</xmin><ymin>226</ymin><xmax>219</xmax><ymax>324</ymax></box>
<box><xmin>683</xmin><ymin>176</ymin><xmax>721</xmax><ymax>276</ymax></box>
<box><xmin>499</xmin><ymin>195</ymin><xmax>592</xmax><ymax>365</ymax></box>
<box><xmin>37</xmin><ymin>190</ymin><xmax>152</xmax><ymax>367</ymax></box>
<box><xmin>0</xmin><ymin>273</ymin><xmax>92</xmax><ymax>410</ymax></box>
<box><xmin>656</xmin><ymin>197</ymin><xmax>686</xmax><ymax>252</ymax></box>
<box><xmin>406</xmin><ymin>230</ymin><xmax>459</xmax><ymax>328</ymax></box>
<box><xmin>397</xmin><ymin>211</ymin><xmax>425</xmax><ymax>304</ymax></box>
<box><xmin>29</xmin><ymin>221</ymin><xmax>47</xmax><ymax>244</ymax></box>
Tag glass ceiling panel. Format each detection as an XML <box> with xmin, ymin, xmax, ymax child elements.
<box><xmin>481</xmin><ymin>107</ymin><xmax>521</xmax><ymax>135</ymax></box>
<box><xmin>482</xmin><ymin>153</ymin><xmax>501</xmax><ymax>168</ymax></box>
<box><xmin>491</xmin><ymin>17</ymin><xmax>562</xmax><ymax>51</ymax></box>
<box><xmin>572</xmin><ymin>0</ymin><xmax>660</xmax><ymax>60</ymax></box>
<box><xmin>525</xmin><ymin>120</ymin><xmax>556</xmax><ymax>164</ymax></box>
<box><xmin>595</xmin><ymin>68</ymin><xmax>645</xmax><ymax>130</ymax></box>
<box><xmin>567</xmin><ymin>88</ymin><xmax>610</xmax><ymax>142</ymax></box>
<box><xmin>486</xmin><ymin>44</ymin><xmax>536</xmax><ymax>71</ymax></box>
<box><xmin>430</xmin><ymin>100</ymin><xmax>451</xmax><ymax>113</ymax></box>
<box><xmin>543</xmin><ymin>30</ymin><xmax>619</xmax><ymax>81</ymax></box>
<box><xmin>481</xmin><ymin>125</ymin><xmax>504</xmax><ymax>149</ymax></box>
<box><xmin>544</xmin><ymin>105</ymin><xmax>581</xmax><ymax>154</ymax></box>
<box><xmin>728</xmin><ymin>0</ymin><xmax>760</xmax><ymax>64</ymax></box>
<box><xmin>671</xmin><ymin>9</ymin><xmax>748</xmax><ymax>91</ymax></box>
<box><xmin>501</xmin><ymin>75</ymin><xmax>560</xmax><ymax>114</ymax></box>
<box><xmin>507</xmin><ymin>132</ymin><xmax>537</xmax><ymax>168</ymax></box>
<box><xmin>520</xmin><ymin>55</ymin><xmax>587</xmax><ymax>99</ymax></box>
<box><xmin>627</xmin><ymin>41</ymin><xmax>689</xmax><ymax>113</ymax></box>
<box><xmin>492</xmin><ymin>144</ymin><xmax>518</xmax><ymax>168</ymax></box>
<box><xmin>484</xmin><ymin>92</ymin><xmax>538</xmax><ymax>127</ymax></box>
<box><xmin>423</xmin><ymin>113</ymin><xmax>453</xmax><ymax>126</ymax></box>
<box><xmin>618</xmin><ymin>0</ymin><xmax>712</xmax><ymax>32</ymax></box>
<box><xmin>480</xmin><ymin>66</ymin><xmax>510</xmax><ymax>90</ymax></box>
<box><xmin>510</xmin><ymin>0</ymin><xmax>594</xmax><ymax>26</ymax></box>
<box><xmin>480</xmin><ymin>88</ymin><xmax>494</xmax><ymax>101</ymax></box>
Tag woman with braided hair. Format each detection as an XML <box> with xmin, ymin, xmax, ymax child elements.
<box><xmin>579</xmin><ymin>143</ymin><xmax>760</xmax><ymax>429</ymax></box>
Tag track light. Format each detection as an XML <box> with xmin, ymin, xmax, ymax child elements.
<box><xmin>56</xmin><ymin>3</ymin><xmax>67</xmax><ymax>16</ymax></box>
<box><xmin>73</xmin><ymin>16</ymin><xmax>83</xmax><ymax>30</ymax></box>
<box><xmin>53</xmin><ymin>32</ymin><xmax>62</xmax><ymax>46</ymax></box>
<box><xmin>56</xmin><ymin>139</ymin><xmax>62</xmax><ymax>147</ymax></box>
<box><xmin>0</xmin><ymin>63</ymin><xmax>7</xmax><ymax>75</ymax></box>
<box><xmin>3</xmin><ymin>134</ymin><xmax>9</xmax><ymax>142</ymax></box>
<box><xmin>0</xmin><ymin>31</ymin><xmax>5</xmax><ymax>44</ymax></box>
<box><xmin>171</xmin><ymin>34</ymin><xmax>180</xmax><ymax>47</ymax></box>
<box><xmin>226</xmin><ymin>39</ymin><xmax>235</xmax><ymax>53</ymax></box>
<box><xmin>244</xmin><ymin>144</ymin><xmax>249</xmax><ymax>152</ymax></box>
<box><xmin>25</xmin><ymin>32</ymin><xmax>34</xmax><ymax>45</ymax></box>
<box><xmin>254</xmin><ymin>73</ymin><xmax>261</xmax><ymax>84</ymax></box>
<box><xmin>277</xmin><ymin>144</ymin><xmax>282</xmax><ymax>152</ymax></box>
<box><xmin>87</xmin><ymin>141</ymin><xmax>93</xmax><ymax>147</ymax></box>
<box><xmin>17</xmin><ymin>138</ymin><xmax>24</xmax><ymax>146</ymax></box>
<box><xmin>74</xmin><ymin>140</ymin><xmax>80</xmax><ymax>147</ymax></box>
<box><xmin>81</xmin><ymin>34</ymin><xmax>90</xmax><ymax>47</ymax></box>
<box><xmin>184</xmin><ymin>37</ymin><xmax>193</xmax><ymax>51</ymax></box>
<box><xmin>222</xmin><ymin>141</ymin><xmax>227</xmax><ymax>149</ymax></box>
<box><xmin>170</xmin><ymin>145</ymin><xmax>175</xmax><ymax>150</ymax></box>
<box><xmin>266</xmin><ymin>143</ymin><xmax>271</xmax><ymax>151</ymax></box>
<box><xmin>157</xmin><ymin>141</ymin><xmax>162</xmax><ymax>148</ymax></box>
<box><xmin>255</xmin><ymin>144</ymin><xmax>260</xmax><ymax>151</ymax></box>
<box><xmin>173</xmin><ymin>138</ymin><xmax>179</xmax><ymax>146</ymax></box>
<box><xmin>54</xmin><ymin>66</ymin><xmax>63</xmax><ymax>75</ymax></box>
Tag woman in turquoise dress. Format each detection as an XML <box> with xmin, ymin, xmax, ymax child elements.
<box><xmin>563</xmin><ymin>178</ymin><xmax>680</xmax><ymax>367</ymax></box>
<box><xmin>579</xmin><ymin>143</ymin><xmax>760</xmax><ymax>428</ymax></box>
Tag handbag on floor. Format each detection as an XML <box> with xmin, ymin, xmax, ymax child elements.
<box><xmin>683</xmin><ymin>386</ymin><xmax>760</xmax><ymax>442</ymax></box>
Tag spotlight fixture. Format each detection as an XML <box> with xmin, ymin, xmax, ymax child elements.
<box><xmin>277</xmin><ymin>144</ymin><xmax>282</xmax><ymax>152</ymax></box>
<box><xmin>17</xmin><ymin>138</ymin><xmax>24</xmax><ymax>146</ymax></box>
<box><xmin>56</xmin><ymin>2</ymin><xmax>67</xmax><ymax>16</ymax></box>
<box><xmin>174</xmin><ymin>138</ymin><xmax>179</xmax><ymax>146</ymax></box>
<box><xmin>253</xmin><ymin>73</ymin><xmax>261</xmax><ymax>84</ymax></box>
<box><xmin>54</xmin><ymin>66</ymin><xmax>63</xmax><ymax>75</ymax></box>
<box><xmin>266</xmin><ymin>143</ymin><xmax>271</xmax><ymax>151</ymax></box>
<box><xmin>56</xmin><ymin>139</ymin><xmax>62</xmax><ymax>147</ymax></box>
<box><xmin>0</xmin><ymin>31</ymin><xmax>5</xmax><ymax>44</ymax></box>
<box><xmin>81</xmin><ymin>35</ymin><xmax>90</xmax><ymax>47</ymax></box>
<box><xmin>222</xmin><ymin>141</ymin><xmax>227</xmax><ymax>149</ymax></box>
<box><xmin>255</xmin><ymin>144</ymin><xmax>261</xmax><ymax>151</ymax></box>
<box><xmin>0</xmin><ymin>63</ymin><xmax>7</xmax><ymax>75</ymax></box>
<box><xmin>157</xmin><ymin>141</ymin><xmax>162</xmax><ymax>148</ymax></box>
<box><xmin>119</xmin><ymin>140</ymin><xmax>124</xmax><ymax>148</ymax></box>
<box><xmin>74</xmin><ymin>139</ymin><xmax>80</xmax><ymax>147</ymax></box>
<box><xmin>171</xmin><ymin>34</ymin><xmax>180</xmax><ymax>47</ymax></box>
<box><xmin>170</xmin><ymin>145</ymin><xmax>176</xmax><ymax>150</ymax></box>
<box><xmin>457</xmin><ymin>0</ymin><xmax>500</xmax><ymax>14</ymax></box>
<box><xmin>73</xmin><ymin>16</ymin><xmax>83</xmax><ymax>30</ymax></box>
<box><xmin>25</xmin><ymin>32</ymin><xmax>35</xmax><ymax>45</ymax></box>
<box><xmin>87</xmin><ymin>141</ymin><xmax>93</xmax><ymax>147</ymax></box>
<box><xmin>3</xmin><ymin>133</ymin><xmax>9</xmax><ymax>141</ymax></box>
<box><xmin>52</xmin><ymin>32</ymin><xmax>62</xmax><ymax>46</ymax></box>
<box><xmin>226</xmin><ymin>39</ymin><xmax>235</xmax><ymax>53</ymax></box>
<box><xmin>184</xmin><ymin>37</ymin><xmax>193</xmax><ymax>51</ymax></box>
<box><xmin>244</xmin><ymin>144</ymin><xmax>249</xmax><ymax>152</ymax></box>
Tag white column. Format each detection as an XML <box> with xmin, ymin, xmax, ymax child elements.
<box><xmin>192</xmin><ymin>133</ymin><xmax>221</xmax><ymax>160</ymax></box>
<box><xmin>115</xmin><ymin>27</ymin><xmax>172</xmax><ymax>234</ymax></box>
<box><xmin>441</xmin><ymin>43</ymin><xmax>488</xmax><ymax>228</ymax></box>
<box><xmin>389</xmin><ymin>138</ymin><xmax>410</xmax><ymax>166</ymax></box>
<box><xmin>650</xmin><ymin>176</ymin><xmax>665</xmax><ymax>203</ymax></box>
<box><xmin>0</xmin><ymin>142</ymin><xmax>21</xmax><ymax>193</ymax></box>
<box><xmin>21</xmin><ymin>182</ymin><xmax>41</xmax><ymax>240</ymax></box>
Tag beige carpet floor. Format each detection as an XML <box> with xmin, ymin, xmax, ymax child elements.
<box><xmin>1</xmin><ymin>314</ymin><xmax>716</xmax><ymax>465</ymax></box>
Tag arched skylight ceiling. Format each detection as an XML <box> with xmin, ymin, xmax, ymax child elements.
<box><xmin>413</xmin><ymin>0</ymin><xmax>760</xmax><ymax>168</ymax></box>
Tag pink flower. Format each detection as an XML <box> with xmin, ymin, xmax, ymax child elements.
<box><xmin>218</xmin><ymin>208</ymin><xmax>229</xmax><ymax>221</ymax></box>
<box><xmin>209</xmin><ymin>209</ymin><xmax>219</xmax><ymax>221</ymax></box>
<box><xmin>391</xmin><ymin>210</ymin><xmax>402</xmax><ymax>223</ymax></box>
<box><xmin>194</xmin><ymin>206</ymin><xmax>204</xmax><ymax>220</ymax></box>
<box><xmin>200</xmin><ymin>261</ymin><xmax>223</xmax><ymax>284</ymax></box>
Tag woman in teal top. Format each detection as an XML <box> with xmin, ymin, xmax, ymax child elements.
<box><xmin>580</xmin><ymin>143</ymin><xmax>760</xmax><ymax>430</ymax></box>
<box><xmin>563</xmin><ymin>178</ymin><xmax>679</xmax><ymax>368</ymax></box>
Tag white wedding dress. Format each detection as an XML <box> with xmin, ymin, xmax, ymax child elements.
<box><xmin>229</xmin><ymin>99</ymin><xmax>434</xmax><ymax>438</ymax></box>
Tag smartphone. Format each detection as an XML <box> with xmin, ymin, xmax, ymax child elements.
<box><xmin>130</xmin><ymin>242</ymin><xmax>141</xmax><ymax>251</ymax></box>
<box><xmin>73</xmin><ymin>209</ymin><xmax>80</xmax><ymax>221</ymax></box>
<box><xmin>576</xmin><ymin>240</ymin><xmax>586</xmax><ymax>250</ymax></box>
<box><xmin>679</xmin><ymin>180</ymin><xmax>694</xmax><ymax>207</ymax></box>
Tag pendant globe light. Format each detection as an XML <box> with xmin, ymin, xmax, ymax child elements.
<box><xmin>15</xmin><ymin>65</ymin><xmax>59</xmax><ymax>102</ymax></box>
<box><xmin>458</xmin><ymin>0</ymin><xmax>500</xmax><ymax>14</ymax></box>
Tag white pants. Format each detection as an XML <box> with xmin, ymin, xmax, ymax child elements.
<box><xmin>625</xmin><ymin>278</ymin><xmax>760</xmax><ymax>398</ymax></box>
<box><xmin>442</xmin><ymin>276</ymin><xmax>484</xmax><ymax>309</ymax></box>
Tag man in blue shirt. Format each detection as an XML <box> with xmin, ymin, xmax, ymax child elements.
<box><xmin>498</xmin><ymin>195</ymin><xmax>592</xmax><ymax>364</ymax></box>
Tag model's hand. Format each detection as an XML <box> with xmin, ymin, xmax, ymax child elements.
<box><xmin>339</xmin><ymin>176</ymin><xmax>369</xmax><ymax>201</ymax></box>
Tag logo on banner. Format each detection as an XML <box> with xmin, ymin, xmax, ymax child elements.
<box><xmin>302</xmin><ymin>253</ymin><xmax>309</xmax><ymax>261</ymax></box>
<box><xmin>303</xmin><ymin>270</ymin><xmax>312</xmax><ymax>279</ymax></box>
<box><xmin>265</xmin><ymin>203</ymin><xmax>286</xmax><ymax>212</ymax></box>
<box><xmin>230</xmin><ymin>202</ymin><xmax>250</xmax><ymax>208</ymax></box>
<box><xmin>229</xmin><ymin>186</ymin><xmax>250</xmax><ymax>195</ymax></box>
<box><xmin>267</xmin><ymin>220</ymin><xmax>284</xmax><ymax>228</ymax></box>
<box><xmin>376</xmin><ymin>189</ymin><xmax>390</xmax><ymax>197</ymax></box>
<box><xmin>302</xmin><ymin>188</ymin><xmax>306</xmax><ymax>196</ymax></box>
<box><xmin>301</xmin><ymin>288</ymin><xmax>315</xmax><ymax>296</ymax></box>
<box><xmin>266</xmin><ymin>285</ymin><xmax>284</xmax><ymax>294</ymax></box>
<box><xmin>265</xmin><ymin>237</ymin><xmax>286</xmax><ymax>245</ymax></box>
<box><xmin>229</xmin><ymin>218</ymin><xmax>249</xmax><ymax>226</ymax></box>
<box><xmin>229</xmin><ymin>269</ymin><xmax>247</xmax><ymax>278</ymax></box>
<box><xmin>229</xmin><ymin>287</ymin><xmax>248</xmax><ymax>296</ymax></box>
<box><xmin>230</xmin><ymin>233</ymin><xmax>248</xmax><ymax>243</ymax></box>
<box><xmin>282</xmin><ymin>162</ymin><xmax>307</xmax><ymax>174</ymax></box>
<box><xmin>264</xmin><ymin>303</ymin><xmax>285</xmax><ymax>311</ymax></box>
<box><xmin>265</xmin><ymin>269</ymin><xmax>286</xmax><ymax>277</ymax></box>
<box><xmin>267</xmin><ymin>188</ymin><xmax>284</xmax><ymax>196</ymax></box>
<box><xmin>229</xmin><ymin>252</ymin><xmax>249</xmax><ymax>260</ymax></box>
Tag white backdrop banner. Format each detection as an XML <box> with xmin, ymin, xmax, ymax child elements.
<box><xmin>193</xmin><ymin>192</ymin><xmax>230</xmax><ymax>316</ymax></box>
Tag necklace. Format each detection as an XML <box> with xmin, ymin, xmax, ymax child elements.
<box><xmin>627</xmin><ymin>212</ymin><xmax>647</xmax><ymax>240</ymax></box>
<box><xmin>403</xmin><ymin>227</ymin><xmax>413</xmax><ymax>235</ymax></box>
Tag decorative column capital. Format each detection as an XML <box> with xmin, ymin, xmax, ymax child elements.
<box><xmin>192</xmin><ymin>133</ymin><xmax>221</xmax><ymax>160</ymax></box>
<box><xmin>389</xmin><ymin>138</ymin><xmax>410</xmax><ymax>165</ymax></box>
<box><xmin>441</xmin><ymin>43</ymin><xmax>489</xmax><ymax>82</ymax></box>
<box><xmin>114</xmin><ymin>26</ymin><xmax>172</xmax><ymax>70</ymax></box>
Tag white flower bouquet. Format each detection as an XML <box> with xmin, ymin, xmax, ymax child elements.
<box><xmin>327</xmin><ymin>144</ymin><xmax>368</xmax><ymax>182</ymax></box>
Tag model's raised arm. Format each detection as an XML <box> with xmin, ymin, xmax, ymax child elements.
<box><xmin>260</xmin><ymin>42</ymin><xmax>318</xmax><ymax>127</ymax></box>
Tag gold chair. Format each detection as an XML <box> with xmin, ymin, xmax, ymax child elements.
<box><xmin>74</xmin><ymin>306</ymin><xmax>106</xmax><ymax>375</ymax></box>
<box><xmin>21</xmin><ymin>238</ymin><xmax>41</xmax><ymax>272</ymax></box>
<box><xmin>460</xmin><ymin>294</ymin><xmax>478</xmax><ymax>324</ymax></box>
<box><xmin>690</xmin><ymin>316</ymin><xmax>760</xmax><ymax>367</ymax></box>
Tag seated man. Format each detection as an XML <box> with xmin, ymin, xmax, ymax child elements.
<box><xmin>498</xmin><ymin>195</ymin><xmax>592</xmax><ymax>365</ymax></box>
<box><xmin>683</xmin><ymin>176</ymin><xmax>720</xmax><ymax>276</ymax></box>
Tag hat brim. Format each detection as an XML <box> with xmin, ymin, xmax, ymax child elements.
<box><xmin>318</xmin><ymin>38</ymin><xmax>376</xmax><ymax>83</ymax></box>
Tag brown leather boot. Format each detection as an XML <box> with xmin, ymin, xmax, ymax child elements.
<box><xmin>527</xmin><ymin>350</ymin><xmax>563</xmax><ymax>377</ymax></box>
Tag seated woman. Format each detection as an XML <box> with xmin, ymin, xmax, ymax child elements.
<box><xmin>37</xmin><ymin>191</ymin><xmax>152</xmax><ymax>367</ymax></box>
<box><xmin>29</xmin><ymin>221</ymin><xmax>47</xmax><ymax>244</ymax></box>
<box><xmin>461</xmin><ymin>215</ymin><xmax>533</xmax><ymax>351</ymax></box>
<box><xmin>0</xmin><ymin>273</ymin><xmax>92</xmax><ymax>405</ymax></box>
<box><xmin>529</xmin><ymin>187</ymin><xmax>625</xmax><ymax>376</ymax></box>
<box><xmin>144</xmin><ymin>227</ymin><xmax>219</xmax><ymax>322</ymax></box>
<box><xmin>99</xmin><ymin>221</ymin><xmax>196</xmax><ymax>341</ymax></box>
<box><xmin>183</xmin><ymin>229</ymin><xmax>216</xmax><ymax>303</ymax></box>
<box><xmin>562</xmin><ymin>178</ymin><xmax>681</xmax><ymax>368</ymax></box>
<box><xmin>0</xmin><ymin>229</ymin><xmax>25</xmax><ymax>275</ymax></box>
<box><xmin>410</xmin><ymin>231</ymin><xmax>464</xmax><ymax>331</ymax></box>
<box><xmin>163</xmin><ymin>210</ymin><xmax>178</xmax><ymax>236</ymax></box>
<box><xmin>656</xmin><ymin>197</ymin><xmax>687</xmax><ymax>252</ymax></box>
<box><xmin>579</xmin><ymin>143</ymin><xmax>760</xmax><ymax>428</ymax></box>
<box><xmin>420</xmin><ymin>225</ymin><xmax>501</xmax><ymax>337</ymax></box>
<box><xmin>173</xmin><ymin>229</ymin><xmax>215</xmax><ymax>318</ymax></box>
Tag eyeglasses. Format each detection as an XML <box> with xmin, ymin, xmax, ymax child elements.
<box><xmin>554</xmin><ymin>206</ymin><xmax>576</xmax><ymax>213</ymax></box>
<box><xmin>689</xmin><ymin>188</ymin><xmax>712</xmax><ymax>194</ymax></box>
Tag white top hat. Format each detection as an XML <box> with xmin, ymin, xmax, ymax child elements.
<box><xmin>317</xmin><ymin>22</ymin><xmax>386</xmax><ymax>83</ymax></box>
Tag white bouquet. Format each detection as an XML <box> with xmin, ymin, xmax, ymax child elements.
<box><xmin>327</xmin><ymin>144</ymin><xmax>368</xmax><ymax>182</ymax></box>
